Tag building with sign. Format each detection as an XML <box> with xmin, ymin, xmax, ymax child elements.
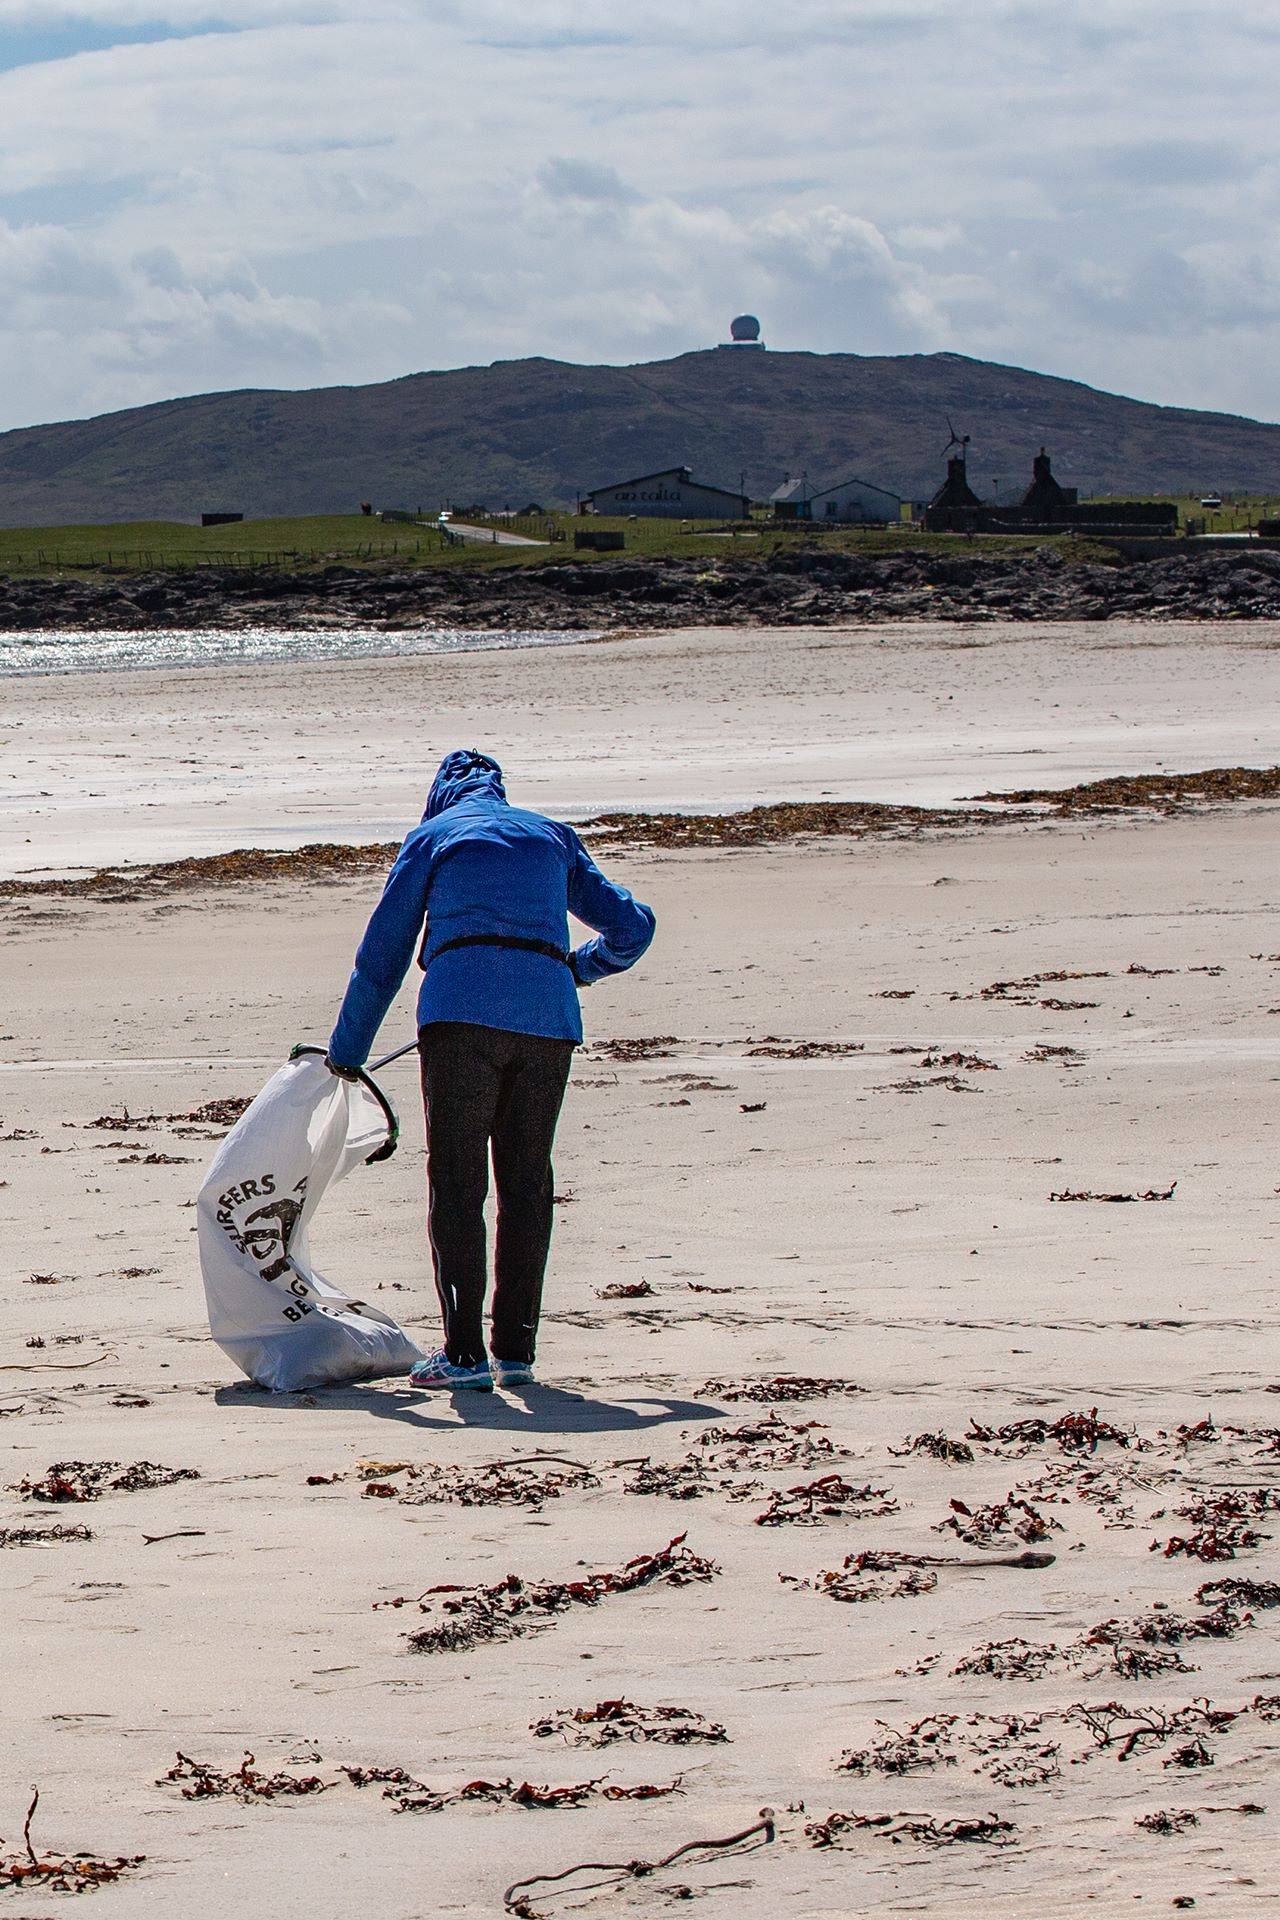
<box><xmin>582</xmin><ymin>465</ymin><xmax>750</xmax><ymax>520</ymax></box>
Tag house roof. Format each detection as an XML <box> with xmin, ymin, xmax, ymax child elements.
<box><xmin>770</xmin><ymin>478</ymin><xmax>811</xmax><ymax>503</ymax></box>
<box><xmin>583</xmin><ymin>465</ymin><xmax>748</xmax><ymax>502</ymax></box>
<box><xmin>809</xmin><ymin>475</ymin><xmax>903</xmax><ymax>504</ymax></box>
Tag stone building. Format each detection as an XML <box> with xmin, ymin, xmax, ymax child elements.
<box><xmin>924</xmin><ymin>448</ymin><xmax>1176</xmax><ymax>536</ymax></box>
<box><xmin>920</xmin><ymin>453</ymin><xmax>983</xmax><ymax>530</ymax></box>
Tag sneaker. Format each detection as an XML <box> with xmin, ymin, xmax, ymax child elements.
<box><xmin>409</xmin><ymin>1349</ymin><xmax>493</xmax><ymax>1392</ymax></box>
<box><xmin>492</xmin><ymin>1357</ymin><xmax>535</xmax><ymax>1387</ymax></box>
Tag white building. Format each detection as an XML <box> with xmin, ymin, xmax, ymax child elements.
<box><xmin>582</xmin><ymin>466</ymin><xmax>750</xmax><ymax>521</ymax></box>
<box><xmin>808</xmin><ymin>476</ymin><xmax>904</xmax><ymax>524</ymax></box>
<box><xmin>769</xmin><ymin>476</ymin><xmax>811</xmax><ymax>517</ymax></box>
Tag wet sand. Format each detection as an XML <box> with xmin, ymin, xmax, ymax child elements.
<box><xmin>0</xmin><ymin>626</ymin><xmax>1278</xmax><ymax>1917</ymax></box>
<box><xmin>3</xmin><ymin>619</ymin><xmax>1277</xmax><ymax>876</ymax></box>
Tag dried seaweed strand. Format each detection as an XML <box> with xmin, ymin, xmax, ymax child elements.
<box><xmin>0</xmin><ymin>1349</ymin><xmax>116</xmax><ymax>1372</ymax></box>
<box><xmin>502</xmin><ymin>1807</ymin><xmax>775</xmax><ymax>1916</ymax></box>
<box><xmin>0</xmin><ymin>1787</ymin><xmax>144</xmax><ymax>1893</ymax></box>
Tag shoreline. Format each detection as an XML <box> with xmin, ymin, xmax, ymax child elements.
<box><xmin>3</xmin><ymin>620</ymin><xmax>1276</xmax><ymax>881</ymax></box>
<box><xmin>1</xmin><ymin>605</ymin><xmax>1263</xmax><ymax>688</ymax></box>
<box><xmin>4</xmin><ymin>771</ymin><xmax>1280</xmax><ymax>897</ymax></box>
<box><xmin>0</xmin><ymin>620</ymin><xmax>597</xmax><ymax>680</ymax></box>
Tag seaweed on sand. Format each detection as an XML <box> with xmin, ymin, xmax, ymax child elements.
<box><xmin>0</xmin><ymin>1788</ymin><xmax>143</xmax><ymax>1893</ymax></box>
<box><xmin>343</xmin><ymin>1769</ymin><xmax>685</xmax><ymax>1814</ymax></box>
<box><xmin>0</xmin><ymin>1521</ymin><xmax>93</xmax><ymax>1547</ymax></box>
<box><xmin>696</xmin><ymin>1413</ymin><xmax>840</xmax><ymax>1472</ymax></box>
<box><xmin>790</xmin><ymin>1547</ymin><xmax>1054</xmax><ymax>1610</ymax></box>
<box><xmin>587</xmin><ymin>1036</ymin><xmax>680</xmax><ymax>1063</ymax></box>
<box><xmin>619</xmin><ymin>1457</ymin><xmax>713</xmax><ymax>1500</ymax></box>
<box><xmin>702</xmin><ymin>1375</ymin><xmax>859</xmax><ymax>1403</ymax></box>
<box><xmin>837</xmin><ymin>1716</ymin><xmax>959</xmax><ymax>1777</ymax></box>
<box><xmin>1050</xmin><ymin>1183</ymin><xmax>1177</xmax><ymax>1203</ymax></box>
<box><xmin>620</xmin><ymin>1413</ymin><xmax>843</xmax><ymax>1502</ymax></box>
<box><xmin>952</xmin><ymin>1637</ymin><xmax>1064</xmax><ymax>1681</ymax></box>
<box><xmin>380</xmin><ymin>1534</ymin><xmax>719</xmax><ymax>1654</ymax></box>
<box><xmin>966</xmin><ymin>1408</ymin><xmax>1139</xmax><ymax>1455</ymax></box>
<box><xmin>746</xmin><ymin>1038</ymin><xmax>864</xmax><ymax>1058</ymax></box>
<box><xmin>360</xmin><ymin>1457</ymin><xmax>597</xmax><ymax>1511</ymax></box>
<box><xmin>6</xmin><ymin>770</ymin><xmax>1275</xmax><ymax>910</ymax></box>
<box><xmin>1197</xmin><ymin>1574</ymin><xmax>1280</xmax><ymax>1611</ymax></box>
<box><xmin>88</xmin><ymin>1097</ymin><xmax>249</xmax><ymax>1132</ymax></box>
<box><xmin>11</xmin><ymin>1461</ymin><xmax>199</xmax><ymax>1502</ymax></box>
<box><xmin>160</xmin><ymin>1753</ymin><xmax>333</xmax><ymax>1803</ymax></box>
<box><xmin>582</xmin><ymin>799</ymin><xmax>1001</xmax><ymax>851</ymax></box>
<box><xmin>806</xmin><ymin>1808</ymin><xmax>1015</xmax><ymax>1849</ymax></box>
<box><xmin>1153</xmin><ymin>1525</ymin><xmax>1263</xmax><ymax>1562</ymax></box>
<box><xmin>756</xmin><ymin>1475</ymin><xmax>897</xmax><ymax>1527</ymax></box>
<box><xmin>891</xmin><ymin>1430</ymin><xmax>975</xmax><ymax>1463</ymax></box>
<box><xmin>1064</xmin><ymin>1700</ymin><xmax>1238</xmax><ymax>1761</ymax></box>
<box><xmin>975</xmin><ymin>766</ymin><xmax>1280</xmax><ymax>814</ymax></box>
<box><xmin>936</xmin><ymin>1493</ymin><xmax>1062</xmax><ymax>1548</ymax></box>
<box><xmin>981</xmin><ymin>969</ymin><xmax>1109</xmax><ymax>1004</ymax></box>
<box><xmin>531</xmin><ymin>1699</ymin><xmax>728</xmax><ymax>1746</ymax></box>
<box><xmin>0</xmin><ymin>841</ymin><xmax>395</xmax><ymax>903</ymax></box>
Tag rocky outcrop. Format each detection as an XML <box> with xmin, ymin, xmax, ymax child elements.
<box><xmin>3</xmin><ymin>544</ymin><xmax>1280</xmax><ymax>632</ymax></box>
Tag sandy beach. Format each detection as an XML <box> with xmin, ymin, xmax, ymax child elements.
<box><xmin>4</xmin><ymin>618</ymin><xmax>1278</xmax><ymax>877</ymax></box>
<box><xmin>2</xmin><ymin>623</ymin><xmax>1278</xmax><ymax>1918</ymax></box>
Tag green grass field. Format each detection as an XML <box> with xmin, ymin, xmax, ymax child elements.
<box><xmin>1179</xmin><ymin>494</ymin><xmax>1280</xmax><ymax>533</ymax></box>
<box><xmin>1091</xmin><ymin>493</ymin><xmax>1280</xmax><ymax>533</ymax></box>
<box><xmin>0</xmin><ymin>508</ymin><xmax>1105</xmax><ymax>578</ymax></box>
<box><xmin>0</xmin><ymin>514</ymin><xmax>453</xmax><ymax>572</ymax></box>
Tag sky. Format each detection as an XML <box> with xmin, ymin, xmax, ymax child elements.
<box><xmin>0</xmin><ymin>0</ymin><xmax>1274</xmax><ymax>431</ymax></box>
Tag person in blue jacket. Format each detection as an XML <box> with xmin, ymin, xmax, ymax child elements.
<box><xmin>326</xmin><ymin>749</ymin><xmax>655</xmax><ymax>1391</ymax></box>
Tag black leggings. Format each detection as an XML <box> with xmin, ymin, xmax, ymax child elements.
<box><xmin>418</xmin><ymin>1022</ymin><xmax>574</xmax><ymax>1368</ymax></box>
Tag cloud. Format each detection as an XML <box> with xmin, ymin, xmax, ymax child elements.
<box><xmin>0</xmin><ymin>0</ymin><xmax>371</xmax><ymax>25</ymax></box>
<box><xmin>536</xmin><ymin>158</ymin><xmax>640</xmax><ymax>205</ymax></box>
<box><xmin>0</xmin><ymin>1</ymin><xmax>1276</xmax><ymax>429</ymax></box>
<box><xmin>1088</xmin><ymin>138</ymin><xmax>1244</xmax><ymax>189</ymax></box>
<box><xmin>0</xmin><ymin>214</ymin><xmax>409</xmax><ymax>420</ymax></box>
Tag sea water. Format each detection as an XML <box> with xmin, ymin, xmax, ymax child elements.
<box><xmin>0</xmin><ymin>624</ymin><xmax>592</xmax><ymax>677</ymax></box>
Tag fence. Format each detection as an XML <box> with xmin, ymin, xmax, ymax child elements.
<box><xmin>0</xmin><ymin>536</ymin><xmax>448</xmax><ymax>572</ymax></box>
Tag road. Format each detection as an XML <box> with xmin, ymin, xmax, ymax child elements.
<box><xmin>442</xmin><ymin>520</ymin><xmax>548</xmax><ymax>547</ymax></box>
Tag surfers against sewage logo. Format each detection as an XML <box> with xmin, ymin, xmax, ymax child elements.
<box><xmin>214</xmin><ymin>1174</ymin><xmax>315</xmax><ymax>1320</ymax></box>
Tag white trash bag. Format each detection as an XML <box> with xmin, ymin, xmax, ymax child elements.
<box><xmin>197</xmin><ymin>1046</ymin><xmax>424</xmax><ymax>1391</ymax></box>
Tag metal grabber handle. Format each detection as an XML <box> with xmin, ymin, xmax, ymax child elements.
<box><xmin>369</xmin><ymin>1039</ymin><xmax>419</xmax><ymax>1071</ymax></box>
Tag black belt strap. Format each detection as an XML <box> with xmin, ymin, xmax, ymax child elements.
<box><xmin>427</xmin><ymin>933</ymin><xmax>573</xmax><ymax>969</ymax></box>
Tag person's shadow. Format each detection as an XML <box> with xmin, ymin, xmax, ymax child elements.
<box><xmin>213</xmin><ymin>1378</ymin><xmax>722</xmax><ymax>1436</ymax></box>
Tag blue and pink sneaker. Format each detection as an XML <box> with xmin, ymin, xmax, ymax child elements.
<box><xmin>408</xmin><ymin>1349</ymin><xmax>493</xmax><ymax>1392</ymax></box>
<box><xmin>492</xmin><ymin>1358</ymin><xmax>535</xmax><ymax>1387</ymax></box>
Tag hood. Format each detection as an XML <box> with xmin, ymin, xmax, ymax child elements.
<box><xmin>423</xmin><ymin>749</ymin><xmax>507</xmax><ymax>820</ymax></box>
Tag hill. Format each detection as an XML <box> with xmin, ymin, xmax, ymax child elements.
<box><xmin>0</xmin><ymin>349</ymin><xmax>1277</xmax><ymax>527</ymax></box>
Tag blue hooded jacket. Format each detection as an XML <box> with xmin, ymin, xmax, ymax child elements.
<box><xmin>327</xmin><ymin>750</ymin><xmax>656</xmax><ymax>1067</ymax></box>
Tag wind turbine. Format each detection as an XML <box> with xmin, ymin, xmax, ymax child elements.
<box><xmin>943</xmin><ymin>418</ymin><xmax>971</xmax><ymax>462</ymax></box>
